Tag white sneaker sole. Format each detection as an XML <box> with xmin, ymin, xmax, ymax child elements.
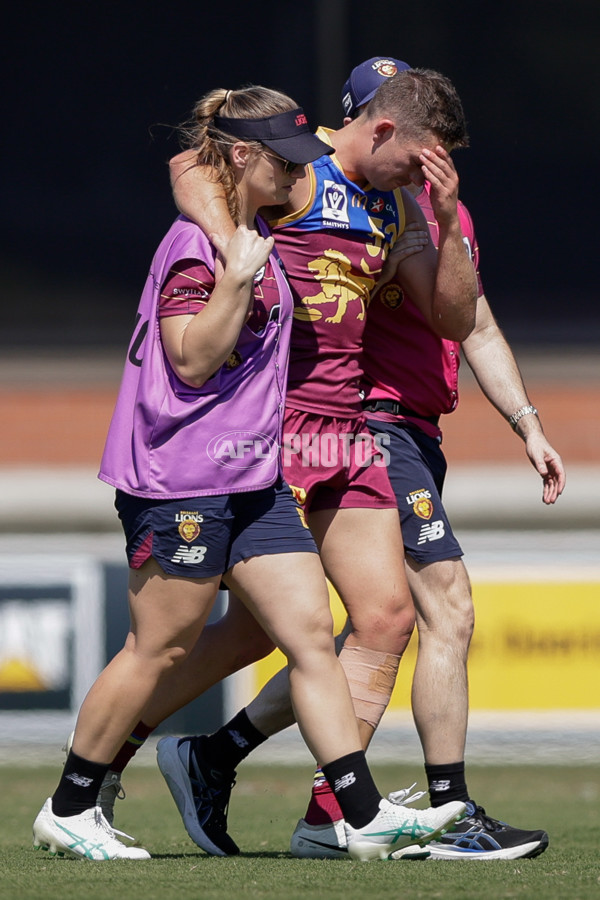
<box><xmin>428</xmin><ymin>839</ymin><xmax>544</xmax><ymax>861</ymax></box>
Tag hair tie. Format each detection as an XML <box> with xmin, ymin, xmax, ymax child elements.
<box><xmin>225</xmin><ymin>89</ymin><xmax>233</xmax><ymax>102</ymax></box>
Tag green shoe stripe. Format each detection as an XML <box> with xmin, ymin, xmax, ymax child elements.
<box><xmin>54</xmin><ymin>821</ymin><xmax>110</xmax><ymax>860</ymax></box>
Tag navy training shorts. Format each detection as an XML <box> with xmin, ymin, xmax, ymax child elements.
<box><xmin>115</xmin><ymin>477</ymin><xmax>318</xmax><ymax>577</ymax></box>
<box><xmin>366</xmin><ymin>418</ymin><xmax>463</xmax><ymax>564</ymax></box>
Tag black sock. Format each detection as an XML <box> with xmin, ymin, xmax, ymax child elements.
<box><xmin>197</xmin><ymin>709</ymin><xmax>267</xmax><ymax>773</ymax></box>
<box><xmin>425</xmin><ymin>760</ymin><xmax>470</xmax><ymax>807</ymax></box>
<box><xmin>52</xmin><ymin>750</ymin><xmax>110</xmax><ymax>816</ymax></box>
<box><xmin>321</xmin><ymin>750</ymin><xmax>381</xmax><ymax>829</ymax></box>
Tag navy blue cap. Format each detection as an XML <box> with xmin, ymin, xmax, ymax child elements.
<box><xmin>341</xmin><ymin>57</ymin><xmax>412</xmax><ymax>118</ymax></box>
<box><xmin>212</xmin><ymin>107</ymin><xmax>332</xmax><ymax>164</ymax></box>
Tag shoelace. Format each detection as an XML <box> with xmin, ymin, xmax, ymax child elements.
<box><xmin>387</xmin><ymin>782</ymin><xmax>427</xmax><ymax>807</ymax></box>
<box><xmin>467</xmin><ymin>805</ymin><xmax>503</xmax><ymax>831</ymax></box>
<box><xmin>189</xmin><ymin>761</ymin><xmax>235</xmax><ymax>823</ymax></box>
<box><xmin>202</xmin><ymin>777</ymin><xmax>236</xmax><ymax>826</ymax></box>
<box><xmin>101</xmin><ymin>775</ymin><xmax>126</xmax><ymax>802</ymax></box>
<box><xmin>94</xmin><ymin>806</ymin><xmax>136</xmax><ymax>843</ymax></box>
<box><xmin>112</xmin><ymin>826</ymin><xmax>137</xmax><ymax>843</ymax></box>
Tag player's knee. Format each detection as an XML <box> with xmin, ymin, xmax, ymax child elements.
<box><xmin>353</xmin><ymin>601</ymin><xmax>415</xmax><ymax>654</ymax></box>
<box><xmin>282</xmin><ymin>604</ymin><xmax>336</xmax><ymax>664</ymax></box>
<box><xmin>307</xmin><ymin>604</ymin><xmax>337</xmax><ymax>643</ymax></box>
<box><xmin>339</xmin><ymin>644</ymin><xmax>402</xmax><ymax>729</ymax></box>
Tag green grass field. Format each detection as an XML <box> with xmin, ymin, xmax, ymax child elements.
<box><xmin>2</xmin><ymin>761</ymin><xmax>598</xmax><ymax>900</ymax></box>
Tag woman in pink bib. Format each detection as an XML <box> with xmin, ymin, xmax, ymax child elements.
<box><xmin>33</xmin><ymin>85</ymin><xmax>463</xmax><ymax>863</ymax></box>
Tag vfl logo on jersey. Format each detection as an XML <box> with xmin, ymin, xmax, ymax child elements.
<box><xmin>379</xmin><ymin>283</ymin><xmax>405</xmax><ymax>310</ymax></box>
<box><xmin>322</xmin><ymin>180</ymin><xmax>349</xmax><ymax>228</ymax></box>
<box><xmin>407</xmin><ymin>489</ymin><xmax>434</xmax><ymax>520</ymax></box>
<box><xmin>417</xmin><ymin>521</ymin><xmax>445</xmax><ymax>545</ymax></box>
<box><xmin>171</xmin><ymin>545</ymin><xmax>208</xmax><ymax>565</ymax></box>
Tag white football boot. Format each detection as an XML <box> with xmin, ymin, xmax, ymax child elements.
<box><xmin>32</xmin><ymin>798</ymin><xmax>150</xmax><ymax>861</ymax></box>
<box><xmin>345</xmin><ymin>798</ymin><xmax>465</xmax><ymax>861</ymax></box>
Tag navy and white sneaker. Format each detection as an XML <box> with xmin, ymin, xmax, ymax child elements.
<box><xmin>427</xmin><ymin>801</ymin><xmax>549</xmax><ymax>860</ymax></box>
<box><xmin>157</xmin><ymin>735</ymin><xmax>239</xmax><ymax>856</ymax></box>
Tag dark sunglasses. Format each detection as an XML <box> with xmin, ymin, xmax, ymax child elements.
<box><xmin>262</xmin><ymin>150</ymin><xmax>301</xmax><ymax>175</ymax></box>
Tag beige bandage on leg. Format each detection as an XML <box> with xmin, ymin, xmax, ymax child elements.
<box><xmin>338</xmin><ymin>644</ymin><xmax>402</xmax><ymax>730</ymax></box>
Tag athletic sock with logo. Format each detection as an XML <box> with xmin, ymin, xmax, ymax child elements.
<box><xmin>109</xmin><ymin>721</ymin><xmax>154</xmax><ymax>774</ymax></box>
<box><xmin>52</xmin><ymin>750</ymin><xmax>110</xmax><ymax>816</ymax></box>
<box><xmin>304</xmin><ymin>767</ymin><xmax>344</xmax><ymax>825</ymax></box>
<box><xmin>198</xmin><ymin>708</ymin><xmax>268</xmax><ymax>773</ymax></box>
<box><xmin>425</xmin><ymin>760</ymin><xmax>470</xmax><ymax>808</ymax></box>
<box><xmin>321</xmin><ymin>750</ymin><xmax>381</xmax><ymax>829</ymax></box>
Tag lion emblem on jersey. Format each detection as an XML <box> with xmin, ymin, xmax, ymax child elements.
<box><xmin>295</xmin><ymin>249</ymin><xmax>374</xmax><ymax>324</ymax></box>
<box><xmin>379</xmin><ymin>283</ymin><xmax>405</xmax><ymax>310</ymax></box>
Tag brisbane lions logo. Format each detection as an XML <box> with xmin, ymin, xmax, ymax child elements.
<box><xmin>414</xmin><ymin>498</ymin><xmax>434</xmax><ymax>520</ymax></box>
<box><xmin>406</xmin><ymin>489</ymin><xmax>434</xmax><ymax>520</ymax></box>
<box><xmin>294</xmin><ymin>250</ymin><xmax>375</xmax><ymax>324</ymax></box>
<box><xmin>372</xmin><ymin>60</ymin><xmax>401</xmax><ymax>79</ymax></box>
<box><xmin>379</xmin><ymin>283</ymin><xmax>405</xmax><ymax>310</ymax></box>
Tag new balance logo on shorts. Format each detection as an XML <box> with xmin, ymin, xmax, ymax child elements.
<box><xmin>170</xmin><ymin>545</ymin><xmax>208</xmax><ymax>565</ymax></box>
<box><xmin>417</xmin><ymin>521</ymin><xmax>445</xmax><ymax>545</ymax></box>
